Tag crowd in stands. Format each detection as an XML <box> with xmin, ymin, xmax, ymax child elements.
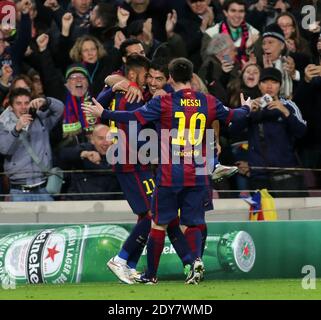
<box><xmin>1</xmin><ymin>0</ymin><xmax>321</xmax><ymax>201</ymax></box>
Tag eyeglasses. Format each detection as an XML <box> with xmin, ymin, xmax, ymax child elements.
<box><xmin>68</xmin><ymin>75</ymin><xmax>87</xmax><ymax>81</ymax></box>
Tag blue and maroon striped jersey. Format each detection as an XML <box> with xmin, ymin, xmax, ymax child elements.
<box><xmin>134</xmin><ymin>88</ymin><xmax>247</xmax><ymax>186</ymax></box>
<box><xmin>101</xmin><ymin>88</ymin><xmax>251</xmax><ymax>186</ymax></box>
<box><xmin>98</xmin><ymin>88</ymin><xmax>149</xmax><ymax>173</ymax></box>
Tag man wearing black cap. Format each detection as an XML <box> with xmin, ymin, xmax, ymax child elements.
<box><xmin>230</xmin><ymin>67</ymin><xmax>307</xmax><ymax>197</ymax></box>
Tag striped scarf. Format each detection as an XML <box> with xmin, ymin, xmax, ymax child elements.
<box><xmin>63</xmin><ymin>92</ymin><xmax>96</xmax><ymax>137</ymax></box>
<box><xmin>274</xmin><ymin>58</ymin><xmax>293</xmax><ymax>99</ymax></box>
<box><xmin>220</xmin><ymin>20</ymin><xmax>249</xmax><ymax>64</ymax></box>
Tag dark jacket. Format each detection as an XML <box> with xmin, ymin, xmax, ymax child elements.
<box><xmin>58</xmin><ymin>142</ymin><xmax>122</xmax><ymax>200</ymax></box>
<box><xmin>229</xmin><ymin>98</ymin><xmax>306</xmax><ymax>177</ymax></box>
<box><xmin>198</xmin><ymin>55</ymin><xmax>241</xmax><ymax>105</ymax></box>
<box><xmin>0</xmin><ymin>97</ymin><xmax>64</xmax><ymax>185</ymax></box>
<box><xmin>293</xmin><ymin>76</ymin><xmax>321</xmax><ymax>148</ymax></box>
<box><xmin>174</xmin><ymin>4</ymin><xmax>209</xmax><ymax>73</ymax></box>
<box><xmin>121</xmin><ymin>1</ymin><xmax>171</xmax><ymax>42</ymax></box>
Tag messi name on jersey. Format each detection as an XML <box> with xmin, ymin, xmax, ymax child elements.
<box><xmin>180</xmin><ymin>99</ymin><xmax>201</xmax><ymax>107</ymax></box>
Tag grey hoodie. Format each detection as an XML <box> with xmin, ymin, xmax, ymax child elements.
<box><xmin>0</xmin><ymin>97</ymin><xmax>64</xmax><ymax>185</ymax></box>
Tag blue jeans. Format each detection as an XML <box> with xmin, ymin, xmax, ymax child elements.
<box><xmin>10</xmin><ymin>187</ymin><xmax>54</xmax><ymax>202</ymax></box>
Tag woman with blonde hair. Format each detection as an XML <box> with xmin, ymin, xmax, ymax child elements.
<box><xmin>69</xmin><ymin>35</ymin><xmax>118</xmax><ymax>97</ymax></box>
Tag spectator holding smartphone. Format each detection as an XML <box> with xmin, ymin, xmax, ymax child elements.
<box><xmin>0</xmin><ymin>88</ymin><xmax>63</xmax><ymax>201</ymax></box>
<box><xmin>230</xmin><ymin>67</ymin><xmax>307</xmax><ymax>197</ymax></box>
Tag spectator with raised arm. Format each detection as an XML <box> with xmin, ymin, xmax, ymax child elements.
<box><xmin>119</xmin><ymin>0</ymin><xmax>171</xmax><ymax>42</ymax></box>
<box><xmin>198</xmin><ymin>33</ymin><xmax>240</xmax><ymax>104</ymax></box>
<box><xmin>43</xmin><ymin>0</ymin><xmax>93</xmax><ymax>43</ymax></box>
<box><xmin>126</xmin><ymin>18</ymin><xmax>161</xmax><ymax>59</ymax></box>
<box><xmin>247</xmin><ymin>0</ymin><xmax>291</xmax><ymax>33</ymax></box>
<box><xmin>166</xmin><ymin>1</ymin><xmax>215</xmax><ymax>72</ymax></box>
<box><xmin>56</xmin><ymin>2</ymin><xmax>119</xmax><ymax>58</ymax></box>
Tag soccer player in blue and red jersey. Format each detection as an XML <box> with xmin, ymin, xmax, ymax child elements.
<box><xmin>97</xmin><ymin>55</ymin><xmax>155</xmax><ymax>284</ymax></box>
<box><xmin>84</xmin><ymin>58</ymin><xmax>253</xmax><ymax>284</ymax></box>
<box><xmin>104</xmin><ymin>39</ymin><xmax>148</xmax><ymax>104</ymax></box>
<box><xmin>98</xmin><ymin>57</ymin><xmax>195</xmax><ymax>284</ymax></box>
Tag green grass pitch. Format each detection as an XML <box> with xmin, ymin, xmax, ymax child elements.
<box><xmin>0</xmin><ymin>279</ymin><xmax>320</xmax><ymax>300</ymax></box>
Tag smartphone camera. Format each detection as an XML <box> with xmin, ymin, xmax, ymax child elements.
<box><xmin>260</xmin><ymin>94</ymin><xmax>273</xmax><ymax>109</ymax></box>
<box><xmin>28</xmin><ymin>107</ymin><xmax>37</xmax><ymax>119</ymax></box>
<box><xmin>223</xmin><ymin>54</ymin><xmax>233</xmax><ymax>64</ymax></box>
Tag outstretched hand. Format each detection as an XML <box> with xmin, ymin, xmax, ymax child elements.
<box><xmin>82</xmin><ymin>98</ymin><xmax>104</xmax><ymax>118</ymax></box>
<box><xmin>240</xmin><ymin>93</ymin><xmax>252</xmax><ymax>109</ymax></box>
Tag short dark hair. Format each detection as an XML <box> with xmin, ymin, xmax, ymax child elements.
<box><xmin>150</xmin><ymin>58</ymin><xmax>169</xmax><ymax>79</ymax></box>
<box><xmin>120</xmin><ymin>38</ymin><xmax>144</xmax><ymax>58</ymax></box>
<box><xmin>125</xmin><ymin>54</ymin><xmax>151</xmax><ymax>75</ymax></box>
<box><xmin>223</xmin><ymin>0</ymin><xmax>246</xmax><ymax>11</ymax></box>
<box><xmin>95</xmin><ymin>3</ymin><xmax>117</xmax><ymax>29</ymax></box>
<box><xmin>168</xmin><ymin>58</ymin><xmax>193</xmax><ymax>84</ymax></box>
<box><xmin>8</xmin><ymin>88</ymin><xmax>31</xmax><ymax>106</ymax></box>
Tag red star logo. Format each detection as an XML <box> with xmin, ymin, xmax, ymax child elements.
<box><xmin>46</xmin><ymin>244</ymin><xmax>60</xmax><ymax>262</ymax></box>
<box><xmin>242</xmin><ymin>244</ymin><xmax>250</xmax><ymax>257</ymax></box>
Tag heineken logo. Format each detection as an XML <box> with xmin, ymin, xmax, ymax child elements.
<box><xmin>26</xmin><ymin>230</ymin><xmax>53</xmax><ymax>284</ymax></box>
<box><xmin>242</xmin><ymin>243</ymin><xmax>250</xmax><ymax>259</ymax></box>
<box><xmin>233</xmin><ymin>231</ymin><xmax>256</xmax><ymax>273</ymax></box>
<box><xmin>142</xmin><ymin>243</ymin><xmax>176</xmax><ymax>256</ymax></box>
<box><xmin>0</xmin><ymin>226</ymin><xmax>84</xmax><ymax>285</ymax></box>
<box><xmin>45</xmin><ymin>244</ymin><xmax>60</xmax><ymax>262</ymax></box>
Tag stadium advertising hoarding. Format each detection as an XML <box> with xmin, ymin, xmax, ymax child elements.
<box><xmin>0</xmin><ymin>221</ymin><xmax>320</xmax><ymax>286</ymax></box>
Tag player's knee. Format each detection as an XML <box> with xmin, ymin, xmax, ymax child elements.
<box><xmin>151</xmin><ymin>221</ymin><xmax>167</xmax><ymax>231</ymax></box>
<box><xmin>137</xmin><ymin>210</ymin><xmax>152</xmax><ymax>221</ymax></box>
<box><xmin>180</xmin><ymin>225</ymin><xmax>188</xmax><ymax>233</ymax></box>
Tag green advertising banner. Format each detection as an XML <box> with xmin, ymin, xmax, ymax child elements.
<box><xmin>0</xmin><ymin>221</ymin><xmax>320</xmax><ymax>286</ymax></box>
